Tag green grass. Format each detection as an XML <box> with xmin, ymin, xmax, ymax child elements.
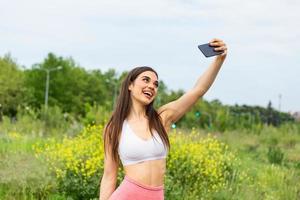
<box><xmin>207</xmin><ymin>126</ymin><xmax>300</xmax><ymax>200</ymax></box>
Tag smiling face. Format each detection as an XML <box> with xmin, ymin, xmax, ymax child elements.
<box><xmin>128</xmin><ymin>71</ymin><xmax>159</xmax><ymax>106</ymax></box>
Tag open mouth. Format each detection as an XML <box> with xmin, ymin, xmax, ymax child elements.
<box><xmin>143</xmin><ymin>91</ymin><xmax>153</xmax><ymax>99</ymax></box>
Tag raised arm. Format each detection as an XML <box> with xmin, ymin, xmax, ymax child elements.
<box><xmin>158</xmin><ymin>38</ymin><xmax>227</xmax><ymax>127</ymax></box>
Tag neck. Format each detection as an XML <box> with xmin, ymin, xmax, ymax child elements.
<box><xmin>128</xmin><ymin>100</ymin><xmax>147</xmax><ymax>121</ymax></box>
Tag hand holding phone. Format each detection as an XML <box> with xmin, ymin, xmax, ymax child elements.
<box><xmin>198</xmin><ymin>43</ymin><xmax>225</xmax><ymax>58</ymax></box>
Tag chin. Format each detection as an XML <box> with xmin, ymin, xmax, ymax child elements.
<box><xmin>141</xmin><ymin>98</ymin><xmax>153</xmax><ymax>106</ymax></box>
<box><xmin>142</xmin><ymin>100</ymin><xmax>152</xmax><ymax>106</ymax></box>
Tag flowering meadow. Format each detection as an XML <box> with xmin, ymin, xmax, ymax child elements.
<box><xmin>32</xmin><ymin>125</ymin><xmax>240</xmax><ymax>199</ymax></box>
<box><xmin>1</xmin><ymin>119</ymin><xmax>300</xmax><ymax>199</ymax></box>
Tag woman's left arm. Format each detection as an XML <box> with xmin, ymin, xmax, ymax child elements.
<box><xmin>158</xmin><ymin>38</ymin><xmax>227</xmax><ymax>126</ymax></box>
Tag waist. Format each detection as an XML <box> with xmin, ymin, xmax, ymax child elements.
<box><xmin>124</xmin><ymin>159</ymin><xmax>166</xmax><ymax>187</ymax></box>
<box><xmin>124</xmin><ymin>175</ymin><xmax>164</xmax><ymax>190</ymax></box>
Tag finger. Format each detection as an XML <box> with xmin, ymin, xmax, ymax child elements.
<box><xmin>217</xmin><ymin>50</ymin><xmax>227</xmax><ymax>57</ymax></box>
<box><xmin>215</xmin><ymin>44</ymin><xmax>227</xmax><ymax>48</ymax></box>
<box><xmin>210</xmin><ymin>38</ymin><xmax>223</xmax><ymax>43</ymax></box>
<box><xmin>214</xmin><ymin>46</ymin><xmax>227</xmax><ymax>51</ymax></box>
<box><xmin>222</xmin><ymin>50</ymin><xmax>227</xmax><ymax>56</ymax></box>
<box><xmin>210</xmin><ymin>38</ymin><xmax>219</xmax><ymax>42</ymax></box>
<box><xmin>210</xmin><ymin>41</ymin><xmax>225</xmax><ymax>47</ymax></box>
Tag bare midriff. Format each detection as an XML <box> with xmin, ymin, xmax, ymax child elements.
<box><xmin>123</xmin><ymin>158</ymin><xmax>166</xmax><ymax>187</ymax></box>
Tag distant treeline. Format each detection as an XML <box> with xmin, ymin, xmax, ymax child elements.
<box><xmin>0</xmin><ymin>53</ymin><xmax>295</xmax><ymax>131</ymax></box>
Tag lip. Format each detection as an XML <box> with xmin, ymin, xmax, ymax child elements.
<box><xmin>143</xmin><ymin>93</ymin><xmax>152</xmax><ymax>99</ymax></box>
<box><xmin>142</xmin><ymin>90</ymin><xmax>154</xmax><ymax>98</ymax></box>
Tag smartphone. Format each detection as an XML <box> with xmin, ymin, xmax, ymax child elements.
<box><xmin>198</xmin><ymin>43</ymin><xmax>224</xmax><ymax>57</ymax></box>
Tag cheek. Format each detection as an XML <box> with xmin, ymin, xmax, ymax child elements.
<box><xmin>131</xmin><ymin>85</ymin><xmax>143</xmax><ymax>96</ymax></box>
<box><xmin>134</xmin><ymin>81</ymin><xmax>147</xmax><ymax>91</ymax></box>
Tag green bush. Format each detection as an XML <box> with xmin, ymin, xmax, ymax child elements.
<box><xmin>267</xmin><ymin>146</ymin><xmax>284</xmax><ymax>165</ymax></box>
<box><xmin>34</xmin><ymin>124</ymin><xmax>111</xmax><ymax>199</ymax></box>
<box><xmin>0</xmin><ymin>105</ymin><xmax>82</xmax><ymax>138</ymax></box>
<box><xmin>35</xmin><ymin>126</ymin><xmax>239</xmax><ymax>199</ymax></box>
<box><xmin>165</xmin><ymin>130</ymin><xmax>240</xmax><ymax>199</ymax></box>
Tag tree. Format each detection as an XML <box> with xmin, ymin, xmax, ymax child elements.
<box><xmin>24</xmin><ymin>53</ymin><xmax>89</xmax><ymax>116</ymax></box>
<box><xmin>0</xmin><ymin>54</ymin><xmax>25</xmax><ymax>118</ymax></box>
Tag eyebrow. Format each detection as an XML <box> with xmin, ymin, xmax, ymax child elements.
<box><xmin>142</xmin><ymin>76</ymin><xmax>159</xmax><ymax>85</ymax></box>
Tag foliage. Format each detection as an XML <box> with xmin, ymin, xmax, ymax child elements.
<box><xmin>81</xmin><ymin>103</ymin><xmax>111</xmax><ymax>127</ymax></box>
<box><xmin>33</xmin><ymin>125</ymin><xmax>108</xmax><ymax>199</ymax></box>
<box><xmin>0</xmin><ymin>105</ymin><xmax>81</xmax><ymax>137</ymax></box>
<box><xmin>0</xmin><ymin>54</ymin><xmax>25</xmax><ymax>118</ymax></box>
<box><xmin>1</xmin><ymin>119</ymin><xmax>300</xmax><ymax>199</ymax></box>
<box><xmin>267</xmin><ymin>146</ymin><xmax>284</xmax><ymax>165</ymax></box>
<box><xmin>34</xmin><ymin>125</ymin><xmax>239</xmax><ymax>199</ymax></box>
<box><xmin>165</xmin><ymin>130</ymin><xmax>241</xmax><ymax>199</ymax></box>
<box><xmin>23</xmin><ymin>53</ymin><xmax>118</xmax><ymax>118</ymax></box>
<box><xmin>1</xmin><ymin>52</ymin><xmax>296</xmax><ymax>131</ymax></box>
<box><xmin>0</xmin><ymin>132</ymin><xmax>56</xmax><ymax>199</ymax></box>
<box><xmin>177</xmin><ymin>99</ymin><xmax>295</xmax><ymax>132</ymax></box>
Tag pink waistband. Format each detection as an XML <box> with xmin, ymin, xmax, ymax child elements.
<box><xmin>124</xmin><ymin>176</ymin><xmax>164</xmax><ymax>191</ymax></box>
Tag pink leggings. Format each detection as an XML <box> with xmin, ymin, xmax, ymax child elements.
<box><xmin>108</xmin><ymin>175</ymin><xmax>164</xmax><ymax>200</ymax></box>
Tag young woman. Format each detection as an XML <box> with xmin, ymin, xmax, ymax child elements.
<box><xmin>99</xmin><ymin>38</ymin><xmax>227</xmax><ymax>200</ymax></box>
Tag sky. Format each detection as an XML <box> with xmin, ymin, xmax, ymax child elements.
<box><xmin>1</xmin><ymin>0</ymin><xmax>299</xmax><ymax>112</ymax></box>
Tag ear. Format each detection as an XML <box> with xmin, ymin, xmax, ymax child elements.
<box><xmin>128</xmin><ymin>82</ymin><xmax>133</xmax><ymax>91</ymax></box>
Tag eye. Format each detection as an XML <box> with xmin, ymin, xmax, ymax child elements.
<box><xmin>142</xmin><ymin>77</ymin><xmax>158</xmax><ymax>88</ymax></box>
<box><xmin>143</xmin><ymin>77</ymin><xmax>150</xmax><ymax>83</ymax></box>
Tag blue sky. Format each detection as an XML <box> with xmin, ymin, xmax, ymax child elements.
<box><xmin>1</xmin><ymin>0</ymin><xmax>299</xmax><ymax>112</ymax></box>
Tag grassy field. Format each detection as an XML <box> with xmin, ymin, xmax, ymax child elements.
<box><xmin>0</xmin><ymin>118</ymin><xmax>300</xmax><ymax>200</ymax></box>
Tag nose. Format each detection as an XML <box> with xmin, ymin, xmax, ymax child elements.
<box><xmin>147</xmin><ymin>83</ymin><xmax>155</xmax><ymax>90</ymax></box>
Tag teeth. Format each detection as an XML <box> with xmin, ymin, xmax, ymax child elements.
<box><xmin>143</xmin><ymin>91</ymin><xmax>152</xmax><ymax>97</ymax></box>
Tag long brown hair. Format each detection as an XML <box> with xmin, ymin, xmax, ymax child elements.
<box><xmin>103</xmin><ymin>66</ymin><xmax>170</xmax><ymax>164</ymax></box>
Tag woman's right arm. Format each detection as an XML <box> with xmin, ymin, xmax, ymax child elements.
<box><xmin>99</xmin><ymin>139</ymin><xmax>119</xmax><ymax>200</ymax></box>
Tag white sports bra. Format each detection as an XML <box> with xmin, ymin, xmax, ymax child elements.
<box><xmin>118</xmin><ymin>119</ymin><xmax>168</xmax><ymax>166</ymax></box>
